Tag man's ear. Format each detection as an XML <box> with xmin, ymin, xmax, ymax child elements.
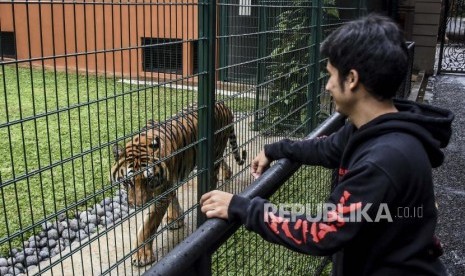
<box><xmin>346</xmin><ymin>69</ymin><xmax>360</xmax><ymax>91</ymax></box>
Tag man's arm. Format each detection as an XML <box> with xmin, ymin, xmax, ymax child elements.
<box><xmin>251</xmin><ymin>123</ymin><xmax>352</xmax><ymax>179</ymax></box>
<box><xmin>264</xmin><ymin>123</ymin><xmax>353</xmax><ymax>168</ymax></box>
<box><xmin>201</xmin><ymin>161</ymin><xmax>397</xmax><ymax>256</ymax></box>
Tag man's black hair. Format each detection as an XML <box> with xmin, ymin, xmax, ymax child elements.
<box><xmin>320</xmin><ymin>14</ymin><xmax>408</xmax><ymax>100</ymax></box>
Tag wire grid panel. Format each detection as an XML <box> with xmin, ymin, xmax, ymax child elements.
<box><xmin>0</xmin><ymin>0</ymin><xmax>209</xmax><ymax>275</ymax></box>
<box><xmin>0</xmin><ymin>0</ymin><xmax>366</xmax><ymax>275</ymax></box>
<box><xmin>212</xmin><ymin>0</ymin><xmax>366</xmax><ymax>275</ymax></box>
<box><xmin>213</xmin><ymin>166</ymin><xmax>333</xmax><ymax>276</ymax></box>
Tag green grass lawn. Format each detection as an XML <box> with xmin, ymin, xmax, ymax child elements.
<box><xmin>0</xmin><ymin>64</ymin><xmax>255</xmax><ymax>255</ymax></box>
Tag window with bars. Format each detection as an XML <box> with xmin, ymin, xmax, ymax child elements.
<box><xmin>0</xmin><ymin>31</ymin><xmax>16</xmax><ymax>59</ymax></box>
<box><xmin>142</xmin><ymin>37</ymin><xmax>183</xmax><ymax>74</ymax></box>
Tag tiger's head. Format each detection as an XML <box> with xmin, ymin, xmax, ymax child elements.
<box><xmin>110</xmin><ymin>134</ymin><xmax>170</xmax><ymax>207</ymax></box>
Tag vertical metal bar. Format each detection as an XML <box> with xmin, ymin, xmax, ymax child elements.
<box><xmin>254</xmin><ymin>0</ymin><xmax>267</xmax><ymax>131</ymax></box>
<box><xmin>308</xmin><ymin>0</ymin><xmax>322</xmax><ymax>132</ymax></box>
<box><xmin>359</xmin><ymin>0</ymin><xmax>367</xmax><ymax>16</ymax></box>
<box><xmin>218</xmin><ymin>3</ymin><xmax>226</xmax><ymax>81</ymax></box>
<box><xmin>197</xmin><ymin>0</ymin><xmax>216</xmax><ymax>227</ymax></box>
<box><xmin>438</xmin><ymin>0</ymin><xmax>450</xmax><ymax>74</ymax></box>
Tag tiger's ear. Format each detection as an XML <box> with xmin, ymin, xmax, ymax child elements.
<box><xmin>149</xmin><ymin>136</ymin><xmax>160</xmax><ymax>150</ymax></box>
<box><xmin>112</xmin><ymin>144</ymin><xmax>125</xmax><ymax>160</ymax></box>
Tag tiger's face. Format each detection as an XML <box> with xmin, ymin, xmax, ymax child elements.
<box><xmin>110</xmin><ymin>134</ymin><xmax>170</xmax><ymax>207</ymax></box>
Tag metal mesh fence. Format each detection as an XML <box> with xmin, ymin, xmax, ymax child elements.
<box><xmin>1</xmin><ymin>0</ymin><xmax>365</xmax><ymax>275</ymax></box>
<box><xmin>438</xmin><ymin>0</ymin><xmax>465</xmax><ymax>73</ymax></box>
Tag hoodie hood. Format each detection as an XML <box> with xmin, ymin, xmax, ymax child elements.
<box><xmin>354</xmin><ymin>99</ymin><xmax>454</xmax><ymax>168</ymax></box>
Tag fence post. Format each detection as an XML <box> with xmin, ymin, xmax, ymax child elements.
<box><xmin>197</xmin><ymin>0</ymin><xmax>217</xmax><ymax>227</ymax></box>
<box><xmin>307</xmin><ymin>0</ymin><xmax>322</xmax><ymax>133</ymax></box>
<box><xmin>254</xmin><ymin>0</ymin><xmax>268</xmax><ymax>130</ymax></box>
<box><xmin>437</xmin><ymin>0</ymin><xmax>450</xmax><ymax>74</ymax></box>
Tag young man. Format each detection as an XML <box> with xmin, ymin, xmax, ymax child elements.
<box><xmin>200</xmin><ymin>14</ymin><xmax>453</xmax><ymax>275</ymax></box>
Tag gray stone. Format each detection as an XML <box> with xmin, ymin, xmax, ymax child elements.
<box><xmin>77</xmin><ymin>230</ymin><xmax>88</xmax><ymax>241</ymax></box>
<box><xmin>84</xmin><ymin>223</ymin><xmax>97</xmax><ymax>234</ymax></box>
<box><xmin>94</xmin><ymin>204</ymin><xmax>105</xmax><ymax>216</ymax></box>
<box><xmin>113</xmin><ymin>210</ymin><xmax>121</xmax><ymax>220</ymax></box>
<box><xmin>0</xmin><ymin>267</ymin><xmax>8</xmax><ymax>275</ymax></box>
<box><xmin>13</xmin><ymin>253</ymin><xmax>24</xmax><ymax>265</ymax></box>
<box><xmin>6</xmin><ymin>257</ymin><xmax>14</xmax><ymax>266</ymax></box>
<box><xmin>28</xmin><ymin>236</ymin><xmax>39</xmax><ymax>243</ymax></box>
<box><xmin>57</xmin><ymin>213</ymin><xmax>66</xmax><ymax>222</ymax></box>
<box><xmin>47</xmin><ymin>239</ymin><xmax>57</xmax><ymax>249</ymax></box>
<box><xmin>69</xmin><ymin>219</ymin><xmax>79</xmax><ymax>231</ymax></box>
<box><xmin>25</xmin><ymin>255</ymin><xmax>39</xmax><ymax>266</ymax></box>
<box><xmin>39</xmin><ymin>237</ymin><xmax>48</xmax><ymax>248</ymax></box>
<box><xmin>111</xmin><ymin>202</ymin><xmax>121</xmax><ymax>210</ymax></box>
<box><xmin>79</xmin><ymin>222</ymin><xmax>87</xmax><ymax>230</ymax></box>
<box><xmin>28</xmin><ymin>241</ymin><xmax>37</xmax><ymax>249</ymax></box>
<box><xmin>120</xmin><ymin>205</ymin><xmax>129</xmax><ymax>213</ymax></box>
<box><xmin>57</xmin><ymin>222</ymin><xmax>66</xmax><ymax>234</ymax></box>
<box><xmin>112</xmin><ymin>195</ymin><xmax>123</xmax><ymax>204</ymax></box>
<box><xmin>42</xmin><ymin>221</ymin><xmax>53</xmax><ymax>231</ymax></box>
<box><xmin>9</xmin><ymin>249</ymin><xmax>17</xmax><ymax>256</ymax></box>
<box><xmin>38</xmin><ymin>231</ymin><xmax>46</xmax><ymax>238</ymax></box>
<box><xmin>52</xmin><ymin>247</ymin><xmax>61</xmax><ymax>255</ymax></box>
<box><xmin>100</xmin><ymin>216</ymin><xmax>112</xmax><ymax>225</ymax></box>
<box><xmin>101</xmin><ymin>198</ymin><xmax>113</xmax><ymax>206</ymax></box>
<box><xmin>62</xmin><ymin>229</ymin><xmax>76</xmax><ymax>240</ymax></box>
<box><xmin>63</xmin><ymin>239</ymin><xmax>70</xmax><ymax>247</ymax></box>
<box><xmin>38</xmin><ymin>250</ymin><xmax>49</xmax><ymax>259</ymax></box>
<box><xmin>81</xmin><ymin>214</ymin><xmax>98</xmax><ymax>225</ymax></box>
<box><xmin>23</xmin><ymin>249</ymin><xmax>35</xmax><ymax>256</ymax></box>
<box><xmin>13</xmin><ymin>263</ymin><xmax>24</xmax><ymax>271</ymax></box>
<box><xmin>7</xmin><ymin>267</ymin><xmax>20</xmax><ymax>275</ymax></box>
<box><xmin>79</xmin><ymin>211</ymin><xmax>90</xmax><ymax>221</ymax></box>
<box><xmin>0</xmin><ymin>258</ymin><xmax>7</xmax><ymax>267</ymax></box>
<box><xmin>47</xmin><ymin>229</ymin><xmax>59</xmax><ymax>240</ymax></box>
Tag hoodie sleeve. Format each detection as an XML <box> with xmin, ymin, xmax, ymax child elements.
<box><xmin>228</xmin><ymin>161</ymin><xmax>397</xmax><ymax>256</ymax></box>
<box><xmin>264</xmin><ymin>124</ymin><xmax>353</xmax><ymax>168</ymax></box>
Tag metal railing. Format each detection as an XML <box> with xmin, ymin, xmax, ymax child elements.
<box><xmin>145</xmin><ymin>112</ymin><xmax>346</xmax><ymax>276</ymax></box>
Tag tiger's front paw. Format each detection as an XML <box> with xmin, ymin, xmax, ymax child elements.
<box><xmin>166</xmin><ymin>217</ymin><xmax>184</xmax><ymax>230</ymax></box>
<box><xmin>131</xmin><ymin>248</ymin><xmax>155</xmax><ymax>267</ymax></box>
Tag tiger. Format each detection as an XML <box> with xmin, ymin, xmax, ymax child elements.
<box><xmin>110</xmin><ymin>101</ymin><xmax>246</xmax><ymax>266</ymax></box>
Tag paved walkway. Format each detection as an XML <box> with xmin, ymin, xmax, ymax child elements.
<box><xmin>425</xmin><ymin>74</ymin><xmax>465</xmax><ymax>276</ymax></box>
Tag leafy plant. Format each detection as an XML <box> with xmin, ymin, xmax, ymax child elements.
<box><xmin>264</xmin><ymin>0</ymin><xmax>338</xmax><ymax>134</ymax></box>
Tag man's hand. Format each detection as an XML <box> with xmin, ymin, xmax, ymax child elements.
<box><xmin>250</xmin><ymin>150</ymin><xmax>271</xmax><ymax>179</ymax></box>
<box><xmin>200</xmin><ymin>190</ymin><xmax>234</xmax><ymax>219</ymax></box>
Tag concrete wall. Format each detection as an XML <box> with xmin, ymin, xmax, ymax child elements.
<box><xmin>411</xmin><ymin>0</ymin><xmax>442</xmax><ymax>74</ymax></box>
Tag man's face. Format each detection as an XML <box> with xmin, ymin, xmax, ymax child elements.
<box><xmin>325</xmin><ymin>61</ymin><xmax>354</xmax><ymax>116</ymax></box>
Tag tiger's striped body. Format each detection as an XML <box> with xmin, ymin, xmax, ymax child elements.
<box><xmin>110</xmin><ymin>102</ymin><xmax>246</xmax><ymax>266</ymax></box>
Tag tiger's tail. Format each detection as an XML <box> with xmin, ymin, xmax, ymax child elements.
<box><xmin>229</xmin><ymin>129</ymin><xmax>246</xmax><ymax>165</ymax></box>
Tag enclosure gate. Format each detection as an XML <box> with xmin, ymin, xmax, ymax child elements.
<box><xmin>438</xmin><ymin>0</ymin><xmax>465</xmax><ymax>73</ymax></box>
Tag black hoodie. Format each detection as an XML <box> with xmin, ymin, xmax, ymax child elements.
<box><xmin>228</xmin><ymin>99</ymin><xmax>454</xmax><ymax>275</ymax></box>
